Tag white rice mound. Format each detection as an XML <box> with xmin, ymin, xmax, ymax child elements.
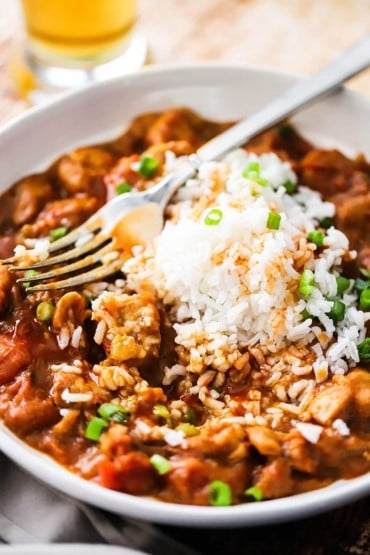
<box><xmin>124</xmin><ymin>149</ymin><xmax>369</xmax><ymax>382</ymax></box>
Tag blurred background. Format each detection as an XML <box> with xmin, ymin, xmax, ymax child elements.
<box><xmin>0</xmin><ymin>1</ymin><xmax>369</xmax><ymax>121</ymax></box>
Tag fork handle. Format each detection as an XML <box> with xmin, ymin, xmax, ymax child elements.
<box><xmin>196</xmin><ymin>33</ymin><xmax>370</xmax><ymax>163</ymax></box>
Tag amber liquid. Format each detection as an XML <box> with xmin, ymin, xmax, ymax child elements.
<box><xmin>21</xmin><ymin>0</ymin><xmax>137</xmax><ymax>64</ymax></box>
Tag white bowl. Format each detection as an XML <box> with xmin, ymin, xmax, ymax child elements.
<box><xmin>0</xmin><ymin>64</ymin><xmax>369</xmax><ymax>527</ymax></box>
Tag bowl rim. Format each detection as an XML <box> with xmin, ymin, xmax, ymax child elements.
<box><xmin>0</xmin><ymin>62</ymin><xmax>369</xmax><ymax>527</ymax></box>
<box><xmin>1</xmin><ymin>420</ymin><xmax>369</xmax><ymax>527</ymax></box>
<box><xmin>2</xmin><ymin>60</ymin><xmax>370</xmax><ymax>136</ymax></box>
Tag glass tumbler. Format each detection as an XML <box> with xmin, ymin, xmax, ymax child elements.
<box><xmin>14</xmin><ymin>0</ymin><xmax>147</xmax><ymax>102</ymax></box>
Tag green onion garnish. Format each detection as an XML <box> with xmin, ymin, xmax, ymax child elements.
<box><xmin>36</xmin><ymin>301</ymin><xmax>54</xmax><ymax>322</ymax></box>
<box><xmin>98</xmin><ymin>402</ymin><xmax>130</xmax><ymax>423</ymax></box>
<box><xmin>307</xmin><ymin>230</ymin><xmax>325</xmax><ymax>247</ymax></box>
<box><xmin>277</xmin><ymin>122</ymin><xmax>293</xmax><ymax>138</ymax></box>
<box><xmin>283</xmin><ymin>180</ymin><xmax>296</xmax><ymax>194</ymax></box>
<box><xmin>245</xmin><ymin>486</ymin><xmax>264</xmax><ymax>501</ymax></box>
<box><xmin>301</xmin><ymin>308</ymin><xmax>311</xmax><ymax>321</ymax></box>
<box><xmin>184</xmin><ymin>406</ymin><xmax>198</xmax><ymax>424</ymax></box>
<box><xmin>355</xmin><ymin>278</ymin><xmax>370</xmax><ymax>293</ymax></box>
<box><xmin>319</xmin><ymin>217</ymin><xmax>334</xmax><ymax>229</ymax></box>
<box><xmin>266</xmin><ymin>211</ymin><xmax>281</xmax><ymax>230</ymax></box>
<box><xmin>23</xmin><ymin>269</ymin><xmax>39</xmax><ymax>289</ymax></box>
<box><xmin>204</xmin><ymin>208</ymin><xmax>223</xmax><ymax>226</ymax></box>
<box><xmin>175</xmin><ymin>423</ymin><xmax>199</xmax><ymax>437</ymax></box>
<box><xmin>116</xmin><ymin>181</ymin><xmax>132</xmax><ymax>195</ymax></box>
<box><xmin>255</xmin><ymin>177</ymin><xmax>269</xmax><ymax>186</ymax></box>
<box><xmin>137</xmin><ymin>156</ymin><xmax>158</xmax><ymax>178</ymax></box>
<box><xmin>329</xmin><ymin>299</ymin><xmax>345</xmax><ymax>322</ymax></box>
<box><xmin>50</xmin><ymin>226</ymin><xmax>68</xmax><ymax>242</ymax></box>
<box><xmin>153</xmin><ymin>404</ymin><xmax>170</xmax><ymax>422</ymax></box>
<box><xmin>299</xmin><ymin>269</ymin><xmax>315</xmax><ymax>297</ymax></box>
<box><xmin>360</xmin><ymin>289</ymin><xmax>370</xmax><ymax>311</ymax></box>
<box><xmin>209</xmin><ymin>480</ymin><xmax>232</xmax><ymax>507</ymax></box>
<box><xmin>360</xmin><ymin>267</ymin><xmax>370</xmax><ymax>279</ymax></box>
<box><xmin>150</xmin><ymin>454</ymin><xmax>172</xmax><ymax>475</ymax></box>
<box><xmin>242</xmin><ymin>161</ymin><xmax>268</xmax><ymax>186</ymax></box>
<box><xmin>242</xmin><ymin>161</ymin><xmax>260</xmax><ymax>177</ymax></box>
<box><xmin>85</xmin><ymin>417</ymin><xmax>108</xmax><ymax>441</ymax></box>
<box><xmin>336</xmin><ymin>276</ymin><xmax>350</xmax><ymax>295</ymax></box>
<box><xmin>357</xmin><ymin>338</ymin><xmax>370</xmax><ymax>360</ymax></box>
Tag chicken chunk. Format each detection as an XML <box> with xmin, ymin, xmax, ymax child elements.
<box><xmin>283</xmin><ymin>432</ymin><xmax>319</xmax><ymax>474</ymax></box>
<box><xmin>12</xmin><ymin>175</ymin><xmax>54</xmax><ymax>227</ymax></box>
<box><xmin>20</xmin><ymin>197</ymin><xmax>99</xmax><ymax>238</ymax></box>
<box><xmin>342</xmin><ymin>369</ymin><xmax>370</xmax><ymax>422</ymax></box>
<box><xmin>56</xmin><ymin>147</ymin><xmax>115</xmax><ymax>194</ymax></box>
<box><xmin>92</xmin><ymin>291</ymin><xmax>161</xmax><ymax>365</ymax></box>
<box><xmin>0</xmin><ymin>374</ymin><xmax>59</xmax><ymax>434</ymax></box>
<box><xmin>332</xmin><ymin>190</ymin><xmax>370</xmax><ymax>255</ymax></box>
<box><xmin>247</xmin><ymin>426</ymin><xmax>282</xmax><ymax>456</ymax></box>
<box><xmin>308</xmin><ymin>384</ymin><xmax>352</xmax><ymax>425</ymax></box>
<box><xmin>254</xmin><ymin>458</ymin><xmax>293</xmax><ymax>499</ymax></box>
<box><xmin>186</xmin><ymin>422</ymin><xmax>248</xmax><ymax>461</ymax></box>
<box><xmin>145</xmin><ymin>108</ymin><xmax>200</xmax><ymax>146</ymax></box>
<box><xmin>298</xmin><ymin>149</ymin><xmax>364</xmax><ymax>198</ymax></box>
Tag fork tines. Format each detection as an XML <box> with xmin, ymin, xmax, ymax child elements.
<box><xmin>3</xmin><ymin>226</ymin><xmax>123</xmax><ymax>292</ymax></box>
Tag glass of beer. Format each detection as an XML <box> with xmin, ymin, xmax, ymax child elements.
<box><xmin>15</xmin><ymin>0</ymin><xmax>146</xmax><ymax>101</ymax></box>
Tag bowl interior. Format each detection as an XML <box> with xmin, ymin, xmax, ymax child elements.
<box><xmin>0</xmin><ymin>64</ymin><xmax>369</xmax><ymax>527</ymax></box>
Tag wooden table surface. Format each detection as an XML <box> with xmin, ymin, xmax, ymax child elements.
<box><xmin>0</xmin><ymin>1</ymin><xmax>369</xmax><ymax>554</ymax></box>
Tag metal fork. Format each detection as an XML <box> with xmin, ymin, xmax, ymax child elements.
<box><xmin>3</xmin><ymin>33</ymin><xmax>370</xmax><ymax>292</ymax></box>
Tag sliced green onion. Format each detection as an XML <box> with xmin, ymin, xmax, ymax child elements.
<box><xmin>301</xmin><ymin>308</ymin><xmax>311</xmax><ymax>321</ymax></box>
<box><xmin>355</xmin><ymin>278</ymin><xmax>370</xmax><ymax>294</ymax></box>
<box><xmin>85</xmin><ymin>417</ymin><xmax>108</xmax><ymax>441</ymax></box>
<box><xmin>360</xmin><ymin>289</ymin><xmax>370</xmax><ymax>311</ymax></box>
<box><xmin>137</xmin><ymin>155</ymin><xmax>158</xmax><ymax>178</ymax></box>
<box><xmin>204</xmin><ymin>208</ymin><xmax>223</xmax><ymax>226</ymax></box>
<box><xmin>242</xmin><ymin>161</ymin><xmax>260</xmax><ymax>177</ymax></box>
<box><xmin>283</xmin><ymin>180</ymin><xmax>296</xmax><ymax>194</ymax></box>
<box><xmin>116</xmin><ymin>181</ymin><xmax>132</xmax><ymax>195</ymax></box>
<box><xmin>150</xmin><ymin>454</ymin><xmax>172</xmax><ymax>475</ymax></box>
<box><xmin>175</xmin><ymin>423</ymin><xmax>199</xmax><ymax>437</ymax></box>
<box><xmin>357</xmin><ymin>338</ymin><xmax>370</xmax><ymax>360</ymax></box>
<box><xmin>336</xmin><ymin>276</ymin><xmax>350</xmax><ymax>295</ymax></box>
<box><xmin>319</xmin><ymin>217</ymin><xmax>334</xmax><ymax>230</ymax></box>
<box><xmin>209</xmin><ymin>480</ymin><xmax>232</xmax><ymax>507</ymax></box>
<box><xmin>360</xmin><ymin>267</ymin><xmax>370</xmax><ymax>279</ymax></box>
<box><xmin>23</xmin><ymin>269</ymin><xmax>39</xmax><ymax>289</ymax></box>
<box><xmin>242</xmin><ymin>162</ymin><xmax>268</xmax><ymax>186</ymax></box>
<box><xmin>98</xmin><ymin>402</ymin><xmax>130</xmax><ymax>423</ymax></box>
<box><xmin>277</xmin><ymin>122</ymin><xmax>293</xmax><ymax>138</ymax></box>
<box><xmin>153</xmin><ymin>404</ymin><xmax>170</xmax><ymax>422</ymax></box>
<box><xmin>266</xmin><ymin>211</ymin><xmax>281</xmax><ymax>230</ymax></box>
<box><xmin>36</xmin><ymin>301</ymin><xmax>54</xmax><ymax>322</ymax></box>
<box><xmin>254</xmin><ymin>176</ymin><xmax>269</xmax><ymax>187</ymax></box>
<box><xmin>307</xmin><ymin>230</ymin><xmax>325</xmax><ymax>247</ymax></box>
<box><xmin>245</xmin><ymin>486</ymin><xmax>264</xmax><ymax>501</ymax></box>
<box><xmin>329</xmin><ymin>299</ymin><xmax>345</xmax><ymax>322</ymax></box>
<box><xmin>184</xmin><ymin>406</ymin><xmax>198</xmax><ymax>424</ymax></box>
<box><xmin>299</xmin><ymin>269</ymin><xmax>315</xmax><ymax>297</ymax></box>
<box><xmin>50</xmin><ymin>226</ymin><xmax>68</xmax><ymax>242</ymax></box>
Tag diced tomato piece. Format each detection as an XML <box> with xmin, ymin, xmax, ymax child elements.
<box><xmin>99</xmin><ymin>452</ymin><xmax>156</xmax><ymax>495</ymax></box>
<box><xmin>0</xmin><ymin>335</ymin><xmax>31</xmax><ymax>385</ymax></box>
